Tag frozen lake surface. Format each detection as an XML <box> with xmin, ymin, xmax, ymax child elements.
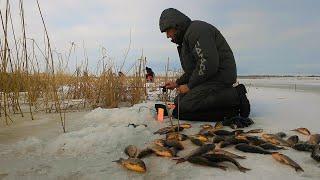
<box><xmin>0</xmin><ymin>78</ymin><xmax>320</xmax><ymax>179</ymax></box>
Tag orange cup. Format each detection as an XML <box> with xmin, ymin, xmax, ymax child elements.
<box><xmin>157</xmin><ymin>108</ymin><xmax>164</xmax><ymax>122</ymax></box>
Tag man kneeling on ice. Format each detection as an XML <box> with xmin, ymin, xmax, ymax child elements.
<box><xmin>159</xmin><ymin>8</ymin><xmax>251</xmax><ymax>125</ymax></box>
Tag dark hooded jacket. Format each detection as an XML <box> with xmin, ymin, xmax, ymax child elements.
<box><xmin>159</xmin><ymin>8</ymin><xmax>237</xmax><ymax>89</ymax></box>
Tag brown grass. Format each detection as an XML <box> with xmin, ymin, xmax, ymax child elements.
<box><xmin>0</xmin><ymin>0</ymin><xmax>147</xmax><ymax>132</ymax></box>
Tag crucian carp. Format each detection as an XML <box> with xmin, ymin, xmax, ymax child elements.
<box><xmin>174</xmin><ymin>144</ymin><xmax>216</xmax><ymax>164</ymax></box>
<box><xmin>291</xmin><ymin>128</ymin><xmax>311</xmax><ymax>136</ymax></box>
<box><xmin>308</xmin><ymin>134</ymin><xmax>320</xmax><ymax>145</ymax></box>
<box><xmin>235</xmin><ymin>143</ymin><xmax>273</xmax><ymax>154</ymax></box>
<box><xmin>113</xmin><ymin>158</ymin><xmax>147</xmax><ymax>173</ymax></box>
<box><xmin>271</xmin><ymin>152</ymin><xmax>304</xmax><ymax>172</ymax></box>
<box><xmin>202</xmin><ymin>153</ymin><xmax>251</xmax><ymax>173</ymax></box>
<box><xmin>150</xmin><ymin>144</ymin><xmax>177</xmax><ymax>157</ymax></box>
<box><xmin>187</xmin><ymin>156</ymin><xmax>227</xmax><ymax>171</ymax></box>
<box><xmin>262</xmin><ymin>134</ymin><xmax>291</xmax><ymax>147</ymax></box>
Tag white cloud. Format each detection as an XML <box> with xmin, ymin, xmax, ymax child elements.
<box><xmin>1</xmin><ymin>0</ymin><xmax>319</xmax><ymax>74</ymax></box>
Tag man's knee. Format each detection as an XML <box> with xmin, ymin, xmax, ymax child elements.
<box><xmin>174</xmin><ymin>94</ymin><xmax>202</xmax><ymax>113</ymax></box>
<box><xmin>174</xmin><ymin>94</ymin><xmax>197</xmax><ymax>113</ymax></box>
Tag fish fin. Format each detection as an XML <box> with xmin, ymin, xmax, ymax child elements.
<box><xmin>112</xmin><ymin>158</ymin><xmax>122</xmax><ymax>163</ymax></box>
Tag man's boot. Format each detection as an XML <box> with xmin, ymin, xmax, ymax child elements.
<box><xmin>235</xmin><ymin>84</ymin><xmax>250</xmax><ymax>118</ymax></box>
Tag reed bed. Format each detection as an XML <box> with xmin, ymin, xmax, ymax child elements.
<box><xmin>0</xmin><ymin>0</ymin><xmax>148</xmax><ymax>132</ymax></box>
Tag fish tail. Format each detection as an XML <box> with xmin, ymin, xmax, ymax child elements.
<box><xmin>217</xmin><ymin>165</ymin><xmax>227</xmax><ymax>171</ymax></box>
<box><xmin>173</xmin><ymin>158</ymin><xmax>186</xmax><ymax>164</ymax></box>
<box><xmin>238</xmin><ymin>166</ymin><xmax>251</xmax><ymax>173</ymax></box>
<box><xmin>295</xmin><ymin>166</ymin><xmax>304</xmax><ymax>172</ymax></box>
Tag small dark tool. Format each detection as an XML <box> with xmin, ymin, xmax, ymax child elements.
<box><xmin>127</xmin><ymin>123</ymin><xmax>148</xmax><ymax>128</ymax></box>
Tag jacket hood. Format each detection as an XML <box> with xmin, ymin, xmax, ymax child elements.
<box><xmin>159</xmin><ymin>8</ymin><xmax>191</xmax><ymax>45</ymax></box>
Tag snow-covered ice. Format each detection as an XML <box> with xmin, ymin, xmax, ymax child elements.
<box><xmin>0</xmin><ymin>79</ymin><xmax>320</xmax><ymax>179</ymax></box>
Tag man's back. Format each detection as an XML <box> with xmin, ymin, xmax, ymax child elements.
<box><xmin>180</xmin><ymin>20</ymin><xmax>237</xmax><ymax>88</ymax></box>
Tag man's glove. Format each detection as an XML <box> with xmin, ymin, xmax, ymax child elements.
<box><xmin>222</xmin><ymin>116</ymin><xmax>254</xmax><ymax>128</ymax></box>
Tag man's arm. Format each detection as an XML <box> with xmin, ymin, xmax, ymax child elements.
<box><xmin>176</xmin><ymin>72</ymin><xmax>190</xmax><ymax>85</ymax></box>
<box><xmin>186</xmin><ymin>27</ymin><xmax>219</xmax><ymax>89</ymax></box>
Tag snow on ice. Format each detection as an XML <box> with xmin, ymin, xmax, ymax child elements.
<box><xmin>0</xmin><ymin>79</ymin><xmax>320</xmax><ymax>179</ymax></box>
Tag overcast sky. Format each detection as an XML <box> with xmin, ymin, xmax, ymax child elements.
<box><xmin>3</xmin><ymin>0</ymin><xmax>320</xmax><ymax>75</ymax></box>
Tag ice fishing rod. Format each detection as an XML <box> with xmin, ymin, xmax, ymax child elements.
<box><xmin>160</xmin><ymin>85</ymin><xmax>180</xmax><ymax>132</ymax></box>
<box><xmin>176</xmin><ymin>93</ymin><xmax>181</xmax><ymax>133</ymax></box>
<box><xmin>162</xmin><ymin>86</ymin><xmax>174</xmax><ymax>127</ymax></box>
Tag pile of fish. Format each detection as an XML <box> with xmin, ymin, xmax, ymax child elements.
<box><xmin>114</xmin><ymin>121</ymin><xmax>320</xmax><ymax>174</ymax></box>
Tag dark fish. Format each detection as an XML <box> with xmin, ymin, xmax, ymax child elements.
<box><xmin>214</xmin><ymin>121</ymin><xmax>224</xmax><ymax>129</ymax></box>
<box><xmin>233</xmin><ymin>130</ymin><xmax>245</xmax><ymax>136</ymax></box>
<box><xmin>311</xmin><ymin>144</ymin><xmax>320</xmax><ymax>162</ymax></box>
<box><xmin>213</xmin><ymin>149</ymin><xmax>246</xmax><ymax>159</ymax></box>
<box><xmin>153</xmin><ymin>139</ymin><xmax>166</xmax><ymax>147</ymax></box>
<box><xmin>124</xmin><ymin>145</ymin><xmax>139</xmax><ymax>158</ymax></box>
<box><xmin>202</xmin><ymin>153</ymin><xmax>251</xmax><ymax>173</ymax></box>
<box><xmin>213</xmin><ymin>130</ymin><xmax>234</xmax><ymax>136</ymax></box>
<box><xmin>291</xmin><ymin>128</ymin><xmax>311</xmax><ymax>136</ymax></box>
<box><xmin>219</xmin><ymin>141</ymin><xmax>233</xmax><ymax>148</ymax></box>
<box><xmin>235</xmin><ymin>143</ymin><xmax>273</xmax><ymax>154</ymax></box>
<box><xmin>137</xmin><ymin>148</ymin><xmax>153</xmax><ymax>159</ymax></box>
<box><xmin>193</xmin><ymin>134</ymin><xmax>209</xmax><ymax>142</ymax></box>
<box><xmin>150</xmin><ymin>144</ymin><xmax>176</xmax><ymax>157</ymax></box>
<box><xmin>275</xmin><ymin>132</ymin><xmax>287</xmax><ymax>138</ymax></box>
<box><xmin>153</xmin><ymin>126</ymin><xmax>172</xmax><ymax>135</ymax></box>
<box><xmin>308</xmin><ymin>134</ymin><xmax>320</xmax><ymax>145</ymax></box>
<box><xmin>272</xmin><ymin>152</ymin><xmax>304</xmax><ymax>172</ymax></box>
<box><xmin>200</xmin><ymin>124</ymin><xmax>213</xmax><ymax>129</ymax></box>
<box><xmin>233</xmin><ymin>136</ymin><xmax>250</xmax><ymax>143</ymax></box>
<box><xmin>166</xmin><ymin>132</ymin><xmax>188</xmax><ymax>141</ymax></box>
<box><xmin>286</xmin><ymin>135</ymin><xmax>299</xmax><ymax>147</ymax></box>
<box><xmin>175</xmin><ymin>144</ymin><xmax>215</xmax><ymax>164</ymax></box>
<box><xmin>292</xmin><ymin>142</ymin><xmax>315</xmax><ymax>152</ymax></box>
<box><xmin>165</xmin><ymin>139</ymin><xmax>184</xmax><ymax>150</ymax></box>
<box><xmin>113</xmin><ymin>158</ymin><xmax>147</xmax><ymax>173</ymax></box>
<box><xmin>220</xmin><ymin>136</ymin><xmax>249</xmax><ymax>148</ymax></box>
<box><xmin>262</xmin><ymin>134</ymin><xmax>291</xmax><ymax>147</ymax></box>
<box><xmin>174</xmin><ymin>123</ymin><xmax>192</xmax><ymax>129</ymax></box>
<box><xmin>212</xmin><ymin>135</ymin><xmax>225</xmax><ymax>143</ymax></box>
<box><xmin>246</xmin><ymin>129</ymin><xmax>263</xmax><ymax>134</ymax></box>
<box><xmin>247</xmin><ymin>136</ymin><xmax>268</xmax><ymax>146</ymax></box>
<box><xmin>190</xmin><ymin>134</ymin><xmax>209</xmax><ymax>142</ymax></box>
<box><xmin>199</xmin><ymin>128</ymin><xmax>215</xmax><ymax>137</ymax></box>
<box><xmin>259</xmin><ymin>143</ymin><xmax>286</xmax><ymax>150</ymax></box>
<box><xmin>154</xmin><ymin>126</ymin><xmax>184</xmax><ymax>135</ymax></box>
<box><xmin>189</xmin><ymin>136</ymin><xmax>205</xmax><ymax>146</ymax></box>
<box><xmin>187</xmin><ymin>156</ymin><xmax>227</xmax><ymax>171</ymax></box>
<box><xmin>171</xmin><ymin>126</ymin><xmax>185</xmax><ymax>134</ymax></box>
